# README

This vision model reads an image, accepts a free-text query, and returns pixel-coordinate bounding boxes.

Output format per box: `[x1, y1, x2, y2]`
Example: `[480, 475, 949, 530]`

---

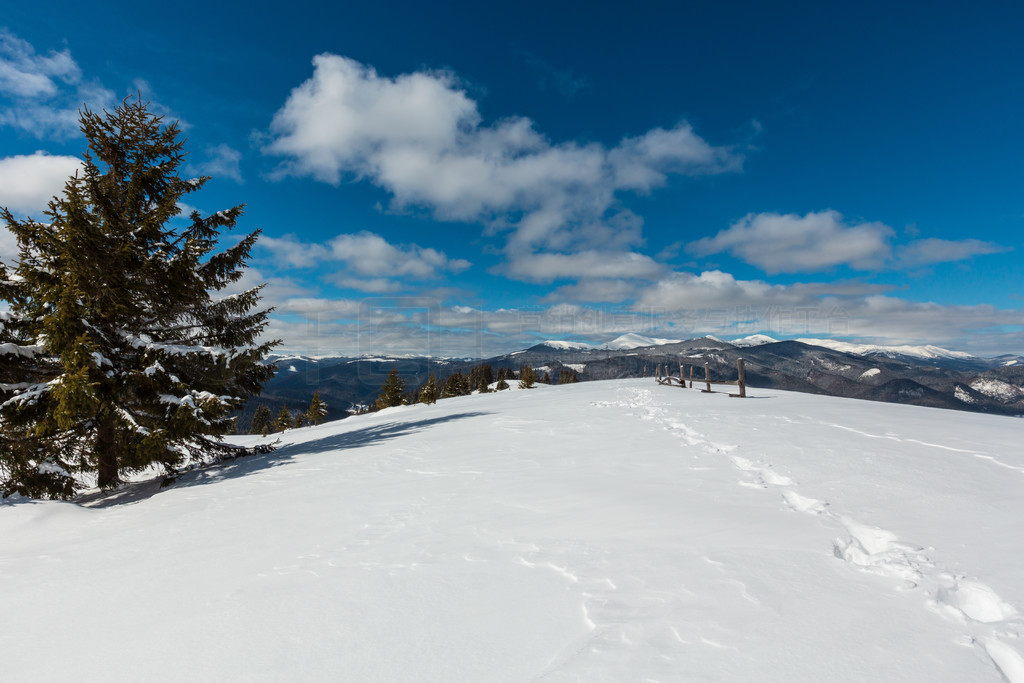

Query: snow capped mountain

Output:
[795, 338, 977, 361]
[269, 353, 332, 363]
[597, 333, 684, 350]
[4, 379, 1023, 680]
[533, 333, 685, 351]
[536, 339, 596, 350]
[729, 334, 779, 347]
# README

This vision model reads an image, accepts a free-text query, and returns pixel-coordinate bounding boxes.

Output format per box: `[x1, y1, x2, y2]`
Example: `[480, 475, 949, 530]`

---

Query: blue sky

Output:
[1, 1, 1021, 357]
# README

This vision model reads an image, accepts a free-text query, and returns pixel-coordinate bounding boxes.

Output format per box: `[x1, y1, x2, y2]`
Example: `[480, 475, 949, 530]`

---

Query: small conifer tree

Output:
[273, 405, 293, 432]
[441, 371, 464, 399]
[419, 374, 439, 404]
[495, 378, 509, 391]
[468, 363, 494, 391]
[250, 404, 273, 436]
[558, 368, 580, 384]
[518, 364, 536, 389]
[376, 367, 406, 410]
[305, 391, 328, 425]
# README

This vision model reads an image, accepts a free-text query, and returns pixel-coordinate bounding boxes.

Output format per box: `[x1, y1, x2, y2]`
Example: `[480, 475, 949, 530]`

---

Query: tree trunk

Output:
[96, 414, 118, 489]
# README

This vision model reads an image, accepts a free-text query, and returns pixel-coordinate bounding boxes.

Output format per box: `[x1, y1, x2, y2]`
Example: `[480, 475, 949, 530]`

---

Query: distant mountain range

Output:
[240, 335, 1024, 429]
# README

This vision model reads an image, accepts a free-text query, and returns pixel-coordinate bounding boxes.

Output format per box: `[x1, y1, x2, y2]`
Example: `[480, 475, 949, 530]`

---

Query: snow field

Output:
[2, 379, 1023, 681]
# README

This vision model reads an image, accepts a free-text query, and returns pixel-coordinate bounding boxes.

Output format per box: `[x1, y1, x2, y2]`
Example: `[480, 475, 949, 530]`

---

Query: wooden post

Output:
[704, 362, 711, 393]
[688, 365, 693, 388]
[679, 362, 684, 388]
[737, 357, 746, 398]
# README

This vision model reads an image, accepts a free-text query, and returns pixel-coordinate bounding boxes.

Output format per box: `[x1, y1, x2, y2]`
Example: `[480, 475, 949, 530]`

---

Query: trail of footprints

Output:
[598, 387, 1024, 682]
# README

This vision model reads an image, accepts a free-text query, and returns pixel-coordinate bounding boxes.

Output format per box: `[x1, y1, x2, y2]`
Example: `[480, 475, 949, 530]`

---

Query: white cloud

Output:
[896, 238, 1009, 267]
[274, 296, 363, 318]
[0, 151, 82, 215]
[0, 151, 83, 262]
[0, 31, 115, 139]
[257, 235, 329, 269]
[689, 210, 894, 273]
[329, 276, 404, 294]
[825, 296, 1024, 354]
[258, 231, 471, 294]
[689, 210, 1010, 274]
[217, 267, 313, 309]
[0, 29, 80, 98]
[634, 270, 816, 310]
[186, 143, 243, 183]
[263, 54, 742, 280]
[543, 279, 641, 303]
[499, 250, 664, 284]
[328, 231, 470, 278]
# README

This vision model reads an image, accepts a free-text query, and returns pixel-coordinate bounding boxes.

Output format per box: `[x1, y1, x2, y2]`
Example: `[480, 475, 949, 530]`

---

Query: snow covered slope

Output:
[3, 380, 1023, 681]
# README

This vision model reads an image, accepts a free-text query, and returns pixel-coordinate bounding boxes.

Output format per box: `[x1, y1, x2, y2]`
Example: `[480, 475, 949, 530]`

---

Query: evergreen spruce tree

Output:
[419, 373, 439, 404]
[293, 412, 306, 429]
[477, 375, 490, 393]
[540, 371, 551, 384]
[518, 364, 537, 389]
[273, 405, 293, 432]
[467, 363, 494, 392]
[441, 371, 463, 399]
[0, 98, 278, 498]
[457, 371, 472, 396]
[250, 404, 273, 436]
[495, 378, 509, 391]
[305, 391, 327, 425]
[558, 368, 580, 384]
[375, 367, 406, 409]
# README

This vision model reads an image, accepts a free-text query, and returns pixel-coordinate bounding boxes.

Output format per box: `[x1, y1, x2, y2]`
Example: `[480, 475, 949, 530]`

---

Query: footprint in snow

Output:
[782, 490, 828, 514]
[729, 455, 795, 489]
[832, 517, 931, 589]
[936, 579, 1017, 624]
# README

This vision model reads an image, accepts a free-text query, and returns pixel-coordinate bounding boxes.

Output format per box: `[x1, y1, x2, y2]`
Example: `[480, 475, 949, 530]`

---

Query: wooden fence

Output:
[655, 358, 747, 398]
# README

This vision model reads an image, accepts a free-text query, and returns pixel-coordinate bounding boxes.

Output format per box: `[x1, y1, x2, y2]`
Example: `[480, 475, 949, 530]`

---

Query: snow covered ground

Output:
[3, 379, 1023, 682]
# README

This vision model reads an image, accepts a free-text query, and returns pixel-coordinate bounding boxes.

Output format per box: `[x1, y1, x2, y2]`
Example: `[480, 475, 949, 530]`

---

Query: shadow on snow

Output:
[80, 411, 492, 508]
